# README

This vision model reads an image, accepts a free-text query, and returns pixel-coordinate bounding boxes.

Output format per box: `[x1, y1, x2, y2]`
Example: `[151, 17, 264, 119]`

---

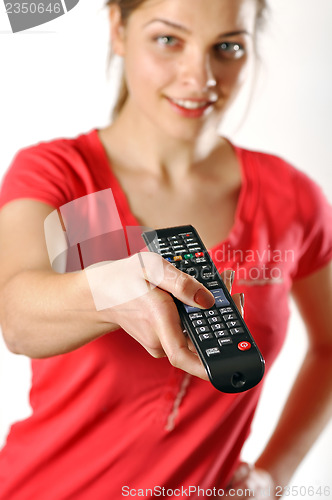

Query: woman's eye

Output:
[156, 35, 178, 47]
[215, 42, 245, 60]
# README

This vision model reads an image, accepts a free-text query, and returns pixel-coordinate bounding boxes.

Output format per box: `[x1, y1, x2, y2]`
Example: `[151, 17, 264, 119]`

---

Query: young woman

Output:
[0, 0, 331, 498]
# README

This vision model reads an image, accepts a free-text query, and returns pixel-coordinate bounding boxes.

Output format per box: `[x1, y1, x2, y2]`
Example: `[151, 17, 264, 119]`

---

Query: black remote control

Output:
[142, 225, 265, 393]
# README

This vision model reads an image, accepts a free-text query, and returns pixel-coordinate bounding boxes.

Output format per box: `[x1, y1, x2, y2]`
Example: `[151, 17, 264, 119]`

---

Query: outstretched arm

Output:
[0, 199, 220, 379]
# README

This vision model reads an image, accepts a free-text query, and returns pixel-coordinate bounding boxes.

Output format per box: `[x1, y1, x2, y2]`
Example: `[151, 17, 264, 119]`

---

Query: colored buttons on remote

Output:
[238, 341, 251, 351]
[142, 225, 265, 393]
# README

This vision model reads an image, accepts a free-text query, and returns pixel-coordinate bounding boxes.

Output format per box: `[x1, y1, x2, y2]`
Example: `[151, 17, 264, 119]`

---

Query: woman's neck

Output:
[101, 100, 224, 184]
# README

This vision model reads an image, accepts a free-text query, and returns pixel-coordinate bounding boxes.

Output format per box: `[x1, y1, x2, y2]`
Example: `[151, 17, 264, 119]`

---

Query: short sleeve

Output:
[291, 169, 332, 280]
[0, 140, 80, 210]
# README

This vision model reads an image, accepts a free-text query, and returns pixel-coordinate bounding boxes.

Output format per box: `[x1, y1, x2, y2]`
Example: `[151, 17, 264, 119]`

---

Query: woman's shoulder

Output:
[234, 143, 325, 197]
[12, 129, 97, 165]
[0, 129, 101, 209]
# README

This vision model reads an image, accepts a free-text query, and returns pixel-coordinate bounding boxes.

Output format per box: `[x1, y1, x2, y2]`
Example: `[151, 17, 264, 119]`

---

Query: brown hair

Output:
[106, 0, 268, 118]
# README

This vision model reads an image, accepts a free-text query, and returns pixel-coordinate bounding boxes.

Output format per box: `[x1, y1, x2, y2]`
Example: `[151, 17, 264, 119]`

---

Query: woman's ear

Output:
[109, 5, 126, 57]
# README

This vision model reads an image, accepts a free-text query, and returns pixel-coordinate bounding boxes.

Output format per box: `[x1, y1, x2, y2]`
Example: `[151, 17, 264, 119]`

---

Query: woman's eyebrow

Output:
[143, 19, 250, 38]
[143, 18, 191, 33]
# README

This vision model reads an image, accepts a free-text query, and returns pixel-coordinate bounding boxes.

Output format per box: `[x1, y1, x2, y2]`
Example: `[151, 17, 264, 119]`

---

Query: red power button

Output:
[238, 341, 251, 351]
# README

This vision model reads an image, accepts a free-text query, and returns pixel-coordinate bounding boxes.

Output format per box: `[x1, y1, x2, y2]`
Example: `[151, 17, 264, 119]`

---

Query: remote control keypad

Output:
[154, 232, 251, 358]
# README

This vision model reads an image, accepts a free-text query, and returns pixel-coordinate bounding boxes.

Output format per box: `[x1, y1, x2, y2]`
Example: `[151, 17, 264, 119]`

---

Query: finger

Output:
[144, 344, 167, 359]
[182, 327, 198, 354]
[139, 252, 215, 310]
[228, 462, 253, 487]
[220, 269, 235, 293]
[153, 300, 208, 380]
[186, 336, 198, 354]
[232, 292, 244, 317]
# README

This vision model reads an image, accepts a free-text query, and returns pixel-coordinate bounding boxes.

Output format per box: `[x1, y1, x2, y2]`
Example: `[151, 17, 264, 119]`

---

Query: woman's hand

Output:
[225, 462, 275, 499]
[85, 252, 242, 380]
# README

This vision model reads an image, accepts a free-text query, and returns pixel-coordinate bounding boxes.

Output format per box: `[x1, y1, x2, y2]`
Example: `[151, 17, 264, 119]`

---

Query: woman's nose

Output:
[181, 52, 217, 92]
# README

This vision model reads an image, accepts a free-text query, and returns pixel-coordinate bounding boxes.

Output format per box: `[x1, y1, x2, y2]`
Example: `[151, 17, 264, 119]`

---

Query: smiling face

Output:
[110, 0, 258, 142]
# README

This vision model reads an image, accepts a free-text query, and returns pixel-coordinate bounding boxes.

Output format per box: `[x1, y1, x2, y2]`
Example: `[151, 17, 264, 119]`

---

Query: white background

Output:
[0, 0, 331, 496]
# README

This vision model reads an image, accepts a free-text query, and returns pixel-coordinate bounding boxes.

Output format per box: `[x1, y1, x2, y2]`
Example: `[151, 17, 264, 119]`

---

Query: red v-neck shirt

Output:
[0, 130, 331, 499]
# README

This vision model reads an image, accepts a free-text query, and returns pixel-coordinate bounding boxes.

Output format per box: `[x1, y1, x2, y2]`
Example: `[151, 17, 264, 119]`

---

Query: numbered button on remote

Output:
[223, 313, 237, 321]
[214, 329, 229, 338]
[207, 316, 222, 324]
[211, 323, 226, 331]
[230, 327, 244, 335]
[199, 333, 213, 341]
[226, 320, 241, 328]
[192, 319, 207, 327]
[195, 326, 210, 334]
[204, 310, 219, 317]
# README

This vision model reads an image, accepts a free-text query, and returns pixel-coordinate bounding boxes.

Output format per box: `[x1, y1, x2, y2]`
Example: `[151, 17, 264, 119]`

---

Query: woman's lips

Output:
[167, 96, 217, 118]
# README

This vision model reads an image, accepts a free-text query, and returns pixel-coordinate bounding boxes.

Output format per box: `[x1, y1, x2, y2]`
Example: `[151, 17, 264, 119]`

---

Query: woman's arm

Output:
[255, 262, 332, 485]
[228, 261, 332, 497]
[0, 199, 113, 356]
[0, 199, 219, 380]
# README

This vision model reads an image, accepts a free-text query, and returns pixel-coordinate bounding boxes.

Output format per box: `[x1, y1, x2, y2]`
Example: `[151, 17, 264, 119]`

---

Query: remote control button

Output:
[222, 313, 237, 321]
[195, 326, 210, 334]
[230, 327, 244, 335]
[206, 347, 220, 356]
[186, 267, 199, 278]
[184, 253, 193, 259]
[173, 256, 183, 262]
[207, 316, 222, 324]
[189, 312, 203, 320]
[179, 232, 194, 237]
[206, 281, 220, 289]
[214, 329, 229, 338]
[195, 252, 204, 258]
[202, 272, 213, 279]
[174, 250, 187, 256]
[211, 323, 226, 331]
[201, 265, 213, 278]
[238, 341, 251, 351]
[161, 252, 173, 259]
[194, 257, 208, 264]
[204, 310, 219, 317]
[218, 338, 233, 346]
[193, 319, 207, 327]
[184, 304, 201, 313]
[219, 307, 234, 314]
[172, 261, 182, 269]
[179, 260, 191, 270]
[226, 320, 241, 329]
[199, 333, 213, 341]
[211, 288, 230, 308]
